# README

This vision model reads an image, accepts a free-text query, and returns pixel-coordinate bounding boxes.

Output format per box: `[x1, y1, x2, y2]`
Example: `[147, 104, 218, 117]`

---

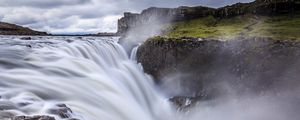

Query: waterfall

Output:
[0, 36, 175, 120]
[1, 36, 298, 120]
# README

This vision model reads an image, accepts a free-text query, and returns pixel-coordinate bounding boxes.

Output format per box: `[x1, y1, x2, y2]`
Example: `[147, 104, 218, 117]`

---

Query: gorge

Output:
[121, 0, 300, 112]
[0, 0, 300, 120]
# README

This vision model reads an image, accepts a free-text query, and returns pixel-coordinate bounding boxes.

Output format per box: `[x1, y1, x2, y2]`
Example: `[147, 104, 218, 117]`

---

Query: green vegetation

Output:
[148, 36, 184, 42]
[163, 14, 300, 41]
[250, 14, 300, 40]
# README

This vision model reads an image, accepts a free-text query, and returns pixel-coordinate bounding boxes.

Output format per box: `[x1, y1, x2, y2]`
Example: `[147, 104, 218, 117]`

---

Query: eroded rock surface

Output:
[137, 37, 300, 98]
[13, 116, 55, 120]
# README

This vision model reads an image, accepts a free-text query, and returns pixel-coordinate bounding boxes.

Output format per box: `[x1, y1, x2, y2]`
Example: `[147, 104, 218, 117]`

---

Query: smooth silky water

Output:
[0, 36, 176, 120]
[0, 36, 299, 120]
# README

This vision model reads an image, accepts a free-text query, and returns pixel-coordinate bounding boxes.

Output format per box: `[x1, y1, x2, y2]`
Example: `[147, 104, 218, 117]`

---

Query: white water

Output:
[1, 36, 299, 120]
[0, 36, 175, 120]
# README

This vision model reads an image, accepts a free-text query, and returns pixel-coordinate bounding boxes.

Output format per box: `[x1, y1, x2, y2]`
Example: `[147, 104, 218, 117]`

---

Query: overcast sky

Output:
[0, 0, 254, 34]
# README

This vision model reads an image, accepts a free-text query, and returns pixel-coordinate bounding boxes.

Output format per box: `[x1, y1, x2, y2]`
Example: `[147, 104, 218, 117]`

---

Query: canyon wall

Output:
[137, 37, 300, 98]
[117, 0, 300, 36]
[134, 0, 300, 98]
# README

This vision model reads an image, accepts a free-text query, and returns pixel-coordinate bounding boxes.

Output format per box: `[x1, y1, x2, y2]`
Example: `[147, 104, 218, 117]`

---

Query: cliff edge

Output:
[133, 0, 300, 100]
[117, 0, 300, 36]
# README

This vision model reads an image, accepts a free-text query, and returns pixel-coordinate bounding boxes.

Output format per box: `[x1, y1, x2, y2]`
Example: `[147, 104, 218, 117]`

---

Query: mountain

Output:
[0, 22, 48, 35]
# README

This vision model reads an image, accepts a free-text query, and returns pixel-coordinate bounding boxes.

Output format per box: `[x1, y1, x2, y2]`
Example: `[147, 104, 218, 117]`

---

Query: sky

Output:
[0, 0, 254, 34]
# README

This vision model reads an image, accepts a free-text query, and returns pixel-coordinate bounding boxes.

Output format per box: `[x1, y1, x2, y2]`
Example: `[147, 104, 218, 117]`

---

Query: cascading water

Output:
[0, 36, 175, 120]
[1, 36, 299, 120]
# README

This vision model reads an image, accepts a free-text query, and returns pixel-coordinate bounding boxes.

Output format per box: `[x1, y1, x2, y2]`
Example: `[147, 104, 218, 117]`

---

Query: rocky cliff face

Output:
[137, 37, 300, 98]
[117, 7, 183, 35]
[117, 0, 300, 36]
[0, 22, 48, 35]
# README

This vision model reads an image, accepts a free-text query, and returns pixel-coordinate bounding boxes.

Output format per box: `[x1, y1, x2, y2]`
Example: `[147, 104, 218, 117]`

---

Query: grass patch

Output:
[164, 14, 300, 41]
[249, 15, 300, 41]
[164, 15, 251, 39]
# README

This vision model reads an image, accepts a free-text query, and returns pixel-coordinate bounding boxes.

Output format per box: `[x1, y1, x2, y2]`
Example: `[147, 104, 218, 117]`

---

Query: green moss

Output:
[150, 36, 166, 41]
[249, 15, 300, 41]
[164, 15, 251, 39]
[164, 14, 300, 41]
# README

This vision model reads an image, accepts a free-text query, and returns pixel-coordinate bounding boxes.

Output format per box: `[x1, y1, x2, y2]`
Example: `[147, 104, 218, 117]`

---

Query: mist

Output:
[152, 38, 300, 120]
[119, 9, 175, 51]
[186, 92, 300, 120]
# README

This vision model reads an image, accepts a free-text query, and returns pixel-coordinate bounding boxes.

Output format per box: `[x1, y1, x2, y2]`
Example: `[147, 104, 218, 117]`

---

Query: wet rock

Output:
[13, 115, 55, 120]
[66, 119, 81, 120]
[48, 104, 73, 118]
[65, 39, 73, 43]
[169, 96, 199, 110]
[137, 37, 300, 97]
[26, 45, 32, 48]
[20, 37, 32, 40]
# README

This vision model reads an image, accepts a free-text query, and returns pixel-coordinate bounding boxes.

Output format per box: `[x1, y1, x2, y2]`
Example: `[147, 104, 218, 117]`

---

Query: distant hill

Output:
[97, 32, 117, 36]
[0, 22, 48, 35]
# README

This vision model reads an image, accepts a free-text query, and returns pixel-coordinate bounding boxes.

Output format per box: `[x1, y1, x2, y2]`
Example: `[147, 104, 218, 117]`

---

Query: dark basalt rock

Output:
[169, 96, 203, 110]
[20, 37, 32, 40]
[0, 102, 79, 120]
[137, 37, 300, 98]
[48, 104, 73, 118]
[13, 115, 55, 120]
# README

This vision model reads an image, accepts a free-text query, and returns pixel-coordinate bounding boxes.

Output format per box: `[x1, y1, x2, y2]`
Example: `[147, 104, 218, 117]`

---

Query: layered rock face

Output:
[137, 37, 300, 98]
[0, 22, 48, 35]
[117, 7, 183, 35]
[117, 0, 300, 36]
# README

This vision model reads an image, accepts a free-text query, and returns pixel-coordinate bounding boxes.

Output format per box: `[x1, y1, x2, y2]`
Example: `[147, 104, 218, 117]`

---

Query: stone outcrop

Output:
[0, 22, 48, 35]
[117, 7, 182, 35]
[0, 101, 78, 120]
[117, 0, 300, 35]
[215, 0, 299, 17]
[13, 116, 55, 120]
[137, 37, 300, 98]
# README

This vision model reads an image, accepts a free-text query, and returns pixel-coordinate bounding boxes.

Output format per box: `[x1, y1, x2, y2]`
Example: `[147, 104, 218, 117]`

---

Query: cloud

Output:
[43, 15, 121, 34]
[0, 0, 254, 34]
[0, 0, 91, 8]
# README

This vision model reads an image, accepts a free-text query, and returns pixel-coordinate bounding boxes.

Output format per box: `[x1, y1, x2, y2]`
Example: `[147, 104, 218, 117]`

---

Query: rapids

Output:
[0, 36, 299, 120]
[0, 36, 175, 120]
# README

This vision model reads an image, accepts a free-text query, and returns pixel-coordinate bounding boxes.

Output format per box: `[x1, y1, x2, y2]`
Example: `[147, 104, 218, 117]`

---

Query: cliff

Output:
[117, 0, 300, 36]
[117, 7, 183, 35]
[0, 22, 48, 35]
[130, 0, 300, 101]
[137, 37, 300, 98]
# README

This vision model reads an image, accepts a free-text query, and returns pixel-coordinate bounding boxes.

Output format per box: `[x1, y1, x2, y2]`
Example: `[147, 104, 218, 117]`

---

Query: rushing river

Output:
[0, 36, 175, 120]
[0, 36, 299, 120]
